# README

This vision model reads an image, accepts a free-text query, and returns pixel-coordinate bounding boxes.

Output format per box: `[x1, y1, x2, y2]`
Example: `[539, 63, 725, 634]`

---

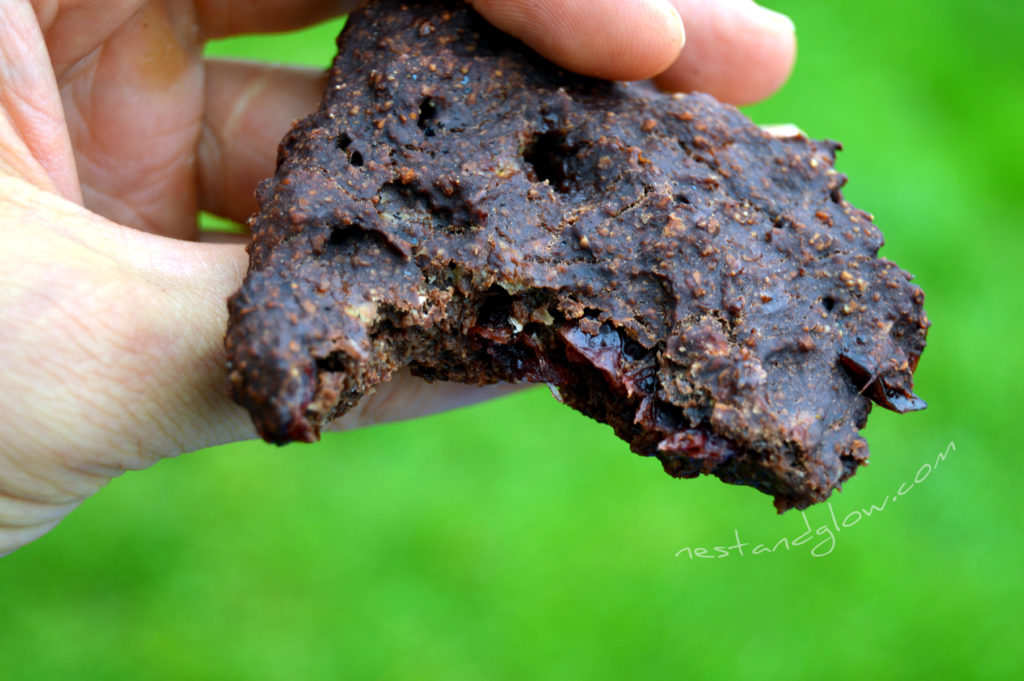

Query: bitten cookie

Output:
[225, 0, 929, 510]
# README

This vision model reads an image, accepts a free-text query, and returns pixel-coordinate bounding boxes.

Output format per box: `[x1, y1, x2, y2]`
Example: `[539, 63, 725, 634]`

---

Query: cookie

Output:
[225, 0, 929, 510]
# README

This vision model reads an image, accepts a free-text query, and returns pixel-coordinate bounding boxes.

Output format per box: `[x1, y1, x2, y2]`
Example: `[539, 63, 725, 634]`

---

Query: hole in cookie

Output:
[378, 181, 471, 234]
[523, 130, 578, 194]
[329, 225, 358, 247]
[674, 193, 691, 205]
[821, 296, 836, 313]
[622, 337, 649, 361]
[418, 97, 438, 136]
[337, 133, 364, 166]
[327, 224, 408, 259]
[475, 285, 515, 329]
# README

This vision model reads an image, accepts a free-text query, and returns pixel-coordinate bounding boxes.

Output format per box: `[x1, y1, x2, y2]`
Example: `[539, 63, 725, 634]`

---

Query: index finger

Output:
[470, 0, 686, 81]
[470, 0, 795, 103]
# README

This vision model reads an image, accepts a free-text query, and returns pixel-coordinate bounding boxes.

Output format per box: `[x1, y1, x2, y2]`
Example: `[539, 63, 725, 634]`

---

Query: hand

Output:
[0, 0, 796, 556]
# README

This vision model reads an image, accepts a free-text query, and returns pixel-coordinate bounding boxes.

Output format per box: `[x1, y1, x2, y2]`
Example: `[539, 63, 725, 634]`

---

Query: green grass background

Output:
[3, 1, 1022, 678]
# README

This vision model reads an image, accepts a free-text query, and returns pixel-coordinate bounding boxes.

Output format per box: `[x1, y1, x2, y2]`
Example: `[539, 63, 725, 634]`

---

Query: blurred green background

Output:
[2, 1, 1021, 678]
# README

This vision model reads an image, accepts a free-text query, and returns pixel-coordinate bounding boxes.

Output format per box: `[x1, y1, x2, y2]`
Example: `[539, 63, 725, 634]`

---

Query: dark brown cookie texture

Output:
[225, 0, 929, 511]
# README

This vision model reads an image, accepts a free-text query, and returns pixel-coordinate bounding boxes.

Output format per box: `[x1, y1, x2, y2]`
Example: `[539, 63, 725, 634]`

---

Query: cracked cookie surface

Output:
[225, 0, 929, 510]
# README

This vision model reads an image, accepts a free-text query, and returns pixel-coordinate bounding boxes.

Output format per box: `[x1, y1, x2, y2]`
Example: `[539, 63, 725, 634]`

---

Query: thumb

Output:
[0, 174, 523, 555]
[0, 175, 255, 553]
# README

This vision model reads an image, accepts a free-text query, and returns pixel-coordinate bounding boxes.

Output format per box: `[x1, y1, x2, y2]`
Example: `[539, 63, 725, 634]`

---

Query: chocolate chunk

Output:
[225, 0, 929, 511]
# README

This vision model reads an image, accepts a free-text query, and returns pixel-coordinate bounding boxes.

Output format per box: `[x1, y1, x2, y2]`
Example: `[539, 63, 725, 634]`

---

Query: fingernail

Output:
[746, 1, 796, 34]
[645, 0, 686, 50]
[761, 123, 805, 139]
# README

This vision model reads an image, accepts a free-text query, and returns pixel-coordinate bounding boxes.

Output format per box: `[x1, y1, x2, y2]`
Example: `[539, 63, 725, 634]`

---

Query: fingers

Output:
[59, 0, 205, 239]
[199, 59, 328, 224]
[0, 0, 80, 201]
[467, 0, 793, 102]
[654, 0, 796, 105]
[194, 0, 364, 40]
[0, 103, 58, 193]
[469, 0, 685, 81]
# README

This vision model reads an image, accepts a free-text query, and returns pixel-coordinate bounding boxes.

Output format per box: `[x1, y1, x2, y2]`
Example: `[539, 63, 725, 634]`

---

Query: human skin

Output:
[0, 0, 796, 556]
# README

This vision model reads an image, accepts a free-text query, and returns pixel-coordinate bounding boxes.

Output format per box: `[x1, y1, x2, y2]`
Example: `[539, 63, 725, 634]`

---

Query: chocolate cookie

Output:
[225, 0, 929, 511]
